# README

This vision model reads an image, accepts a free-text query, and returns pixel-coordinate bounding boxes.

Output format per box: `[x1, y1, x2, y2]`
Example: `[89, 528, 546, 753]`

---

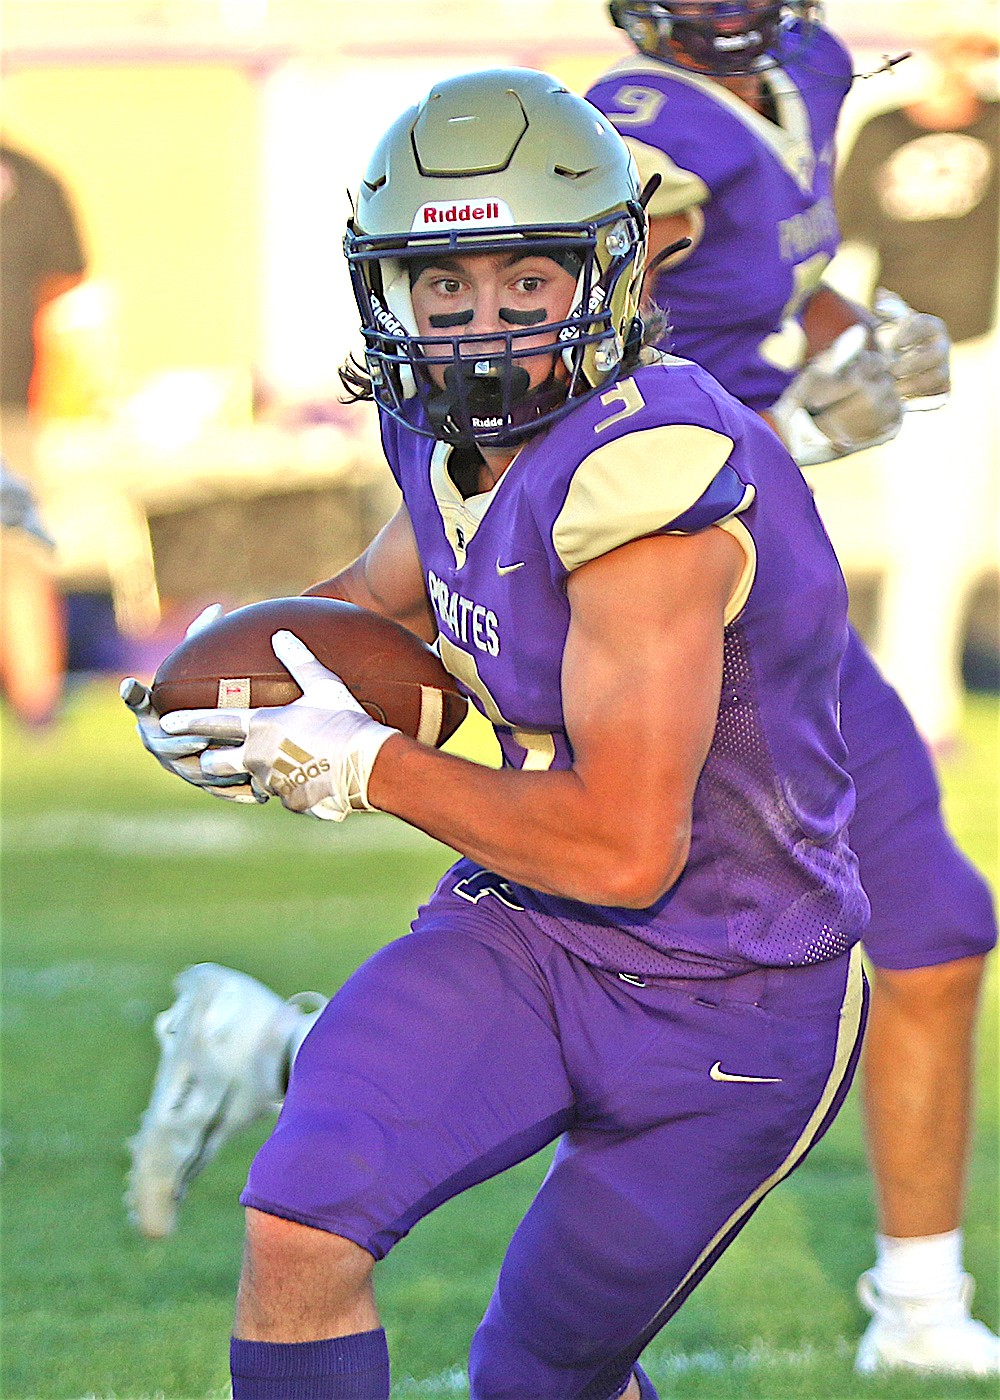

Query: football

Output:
[150, 596, 467, 748]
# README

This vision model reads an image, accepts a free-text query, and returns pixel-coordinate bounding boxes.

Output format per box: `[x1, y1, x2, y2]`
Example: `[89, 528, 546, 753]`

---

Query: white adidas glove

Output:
[120, 604, 263, 804]
[162, 630, 399, 821]
[770, 325, 904, 466]
[874, 287, 951, 409]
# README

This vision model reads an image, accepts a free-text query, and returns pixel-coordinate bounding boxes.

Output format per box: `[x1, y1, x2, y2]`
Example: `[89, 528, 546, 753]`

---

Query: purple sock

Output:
[606, 1363, 659, 1400]
[633, 1364, 659, 1400]
[230, 1330, 389, 1399]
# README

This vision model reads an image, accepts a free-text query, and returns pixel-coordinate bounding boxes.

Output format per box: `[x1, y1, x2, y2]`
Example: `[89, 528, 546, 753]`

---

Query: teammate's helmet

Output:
[345, 68, 647, 448]
[608, 1, 821, 76]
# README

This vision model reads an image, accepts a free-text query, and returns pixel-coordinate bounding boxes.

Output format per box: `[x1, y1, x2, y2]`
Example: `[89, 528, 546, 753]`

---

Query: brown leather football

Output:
[150, 596, 467, 747]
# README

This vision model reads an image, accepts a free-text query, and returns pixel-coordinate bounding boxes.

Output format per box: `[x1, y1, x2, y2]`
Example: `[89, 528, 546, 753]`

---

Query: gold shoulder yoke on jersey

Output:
[551, 422, 742, 573]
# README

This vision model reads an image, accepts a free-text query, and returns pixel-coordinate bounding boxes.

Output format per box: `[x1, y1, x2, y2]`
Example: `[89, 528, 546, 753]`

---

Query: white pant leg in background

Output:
[873, 333, 999, 748]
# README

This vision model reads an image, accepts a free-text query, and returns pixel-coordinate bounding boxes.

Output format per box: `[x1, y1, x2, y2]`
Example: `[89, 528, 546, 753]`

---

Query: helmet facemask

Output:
[347, 211, 646, 449]
[608, 1, 820, 76]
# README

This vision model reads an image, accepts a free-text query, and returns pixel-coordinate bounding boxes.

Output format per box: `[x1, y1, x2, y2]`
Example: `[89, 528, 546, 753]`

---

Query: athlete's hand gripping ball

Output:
[874, 287, 951, 409]
[161, 630, 399, 821]
[771, 324, 904, 466]
[120, 604, 263, 804]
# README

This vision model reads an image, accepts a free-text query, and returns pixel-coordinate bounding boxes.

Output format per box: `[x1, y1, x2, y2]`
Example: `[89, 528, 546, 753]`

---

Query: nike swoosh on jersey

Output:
[496, 560, 527, 575]
[709, 1060, 783, 1084]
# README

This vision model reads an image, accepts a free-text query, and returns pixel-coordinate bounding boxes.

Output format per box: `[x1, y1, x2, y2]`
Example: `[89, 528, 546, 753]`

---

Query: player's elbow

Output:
[585, 827, 691, 910]
[608, 858, 685, 910]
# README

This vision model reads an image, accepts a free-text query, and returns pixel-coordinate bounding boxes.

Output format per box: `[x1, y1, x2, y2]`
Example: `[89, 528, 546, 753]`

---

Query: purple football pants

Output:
[840, 628, 996, 969]
[243, 877, 867, 1400]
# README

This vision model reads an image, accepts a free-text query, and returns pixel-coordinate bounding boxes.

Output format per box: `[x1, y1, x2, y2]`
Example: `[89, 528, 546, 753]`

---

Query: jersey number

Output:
[609, 85, 666, 128]
[595, 377, 646, 434]
[438, 636, 556, 772]
[453, 871, 525, 910]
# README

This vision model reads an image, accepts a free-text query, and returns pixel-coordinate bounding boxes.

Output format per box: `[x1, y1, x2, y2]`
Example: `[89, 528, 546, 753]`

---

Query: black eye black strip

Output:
[499, 307, 548, 326]
[429, 310, 475, 328]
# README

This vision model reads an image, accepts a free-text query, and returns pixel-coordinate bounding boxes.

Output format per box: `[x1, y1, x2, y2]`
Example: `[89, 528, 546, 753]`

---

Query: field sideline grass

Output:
[1, 681, 996, 1400]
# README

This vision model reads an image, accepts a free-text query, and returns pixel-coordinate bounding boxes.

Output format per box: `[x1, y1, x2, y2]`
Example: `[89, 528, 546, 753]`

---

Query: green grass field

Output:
[1, 681, 996, 1400]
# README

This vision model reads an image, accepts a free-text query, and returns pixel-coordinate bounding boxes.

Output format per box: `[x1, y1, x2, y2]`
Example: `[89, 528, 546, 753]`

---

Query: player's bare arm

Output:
[367, 525, 744, 908]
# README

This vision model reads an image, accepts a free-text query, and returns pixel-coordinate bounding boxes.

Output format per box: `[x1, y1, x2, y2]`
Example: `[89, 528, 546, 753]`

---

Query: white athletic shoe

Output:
[125, 963, 326, 1239]
[855, 1270, 1000, 1377]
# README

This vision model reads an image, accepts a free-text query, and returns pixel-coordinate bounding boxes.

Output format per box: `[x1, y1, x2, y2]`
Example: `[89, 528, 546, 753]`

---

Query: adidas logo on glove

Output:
[269, 739, 331, 795]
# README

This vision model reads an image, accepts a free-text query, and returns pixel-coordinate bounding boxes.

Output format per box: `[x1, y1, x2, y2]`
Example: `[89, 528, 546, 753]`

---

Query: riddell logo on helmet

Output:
[411, 199, 515, 230]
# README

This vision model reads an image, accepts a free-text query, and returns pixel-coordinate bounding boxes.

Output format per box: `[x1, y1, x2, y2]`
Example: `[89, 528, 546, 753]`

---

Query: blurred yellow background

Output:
[4, 62, 260, 402]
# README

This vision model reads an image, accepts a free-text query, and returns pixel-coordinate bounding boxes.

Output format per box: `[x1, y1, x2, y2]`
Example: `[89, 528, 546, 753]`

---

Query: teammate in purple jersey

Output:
[586, 0, 998, 1376]
[126, 69, 869, 1400]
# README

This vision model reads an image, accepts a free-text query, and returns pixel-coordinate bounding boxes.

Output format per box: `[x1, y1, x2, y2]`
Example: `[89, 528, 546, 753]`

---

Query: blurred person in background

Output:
[0, 459, 64, 725]
[0, 141, 87, 725]
[835, 26, 999, 751]
[582, 0, 998, 1377]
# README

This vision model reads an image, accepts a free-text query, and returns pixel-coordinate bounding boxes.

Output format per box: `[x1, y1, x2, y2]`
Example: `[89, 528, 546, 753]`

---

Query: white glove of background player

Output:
[874, 287, 951, 408]
[770, 324, 904, 466]
[162, 630, 399, 821]
[120, 604, 263, 804]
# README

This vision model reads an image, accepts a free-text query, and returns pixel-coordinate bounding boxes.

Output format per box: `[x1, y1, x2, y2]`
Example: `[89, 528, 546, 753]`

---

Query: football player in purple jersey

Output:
[125, 69, 871, 1400]
[585, 0, 997, 1376]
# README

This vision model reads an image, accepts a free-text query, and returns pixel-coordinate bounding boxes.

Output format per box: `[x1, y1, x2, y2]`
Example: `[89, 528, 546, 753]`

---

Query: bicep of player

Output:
[562, 527, 745, 903]
[304, 503, 436, 641]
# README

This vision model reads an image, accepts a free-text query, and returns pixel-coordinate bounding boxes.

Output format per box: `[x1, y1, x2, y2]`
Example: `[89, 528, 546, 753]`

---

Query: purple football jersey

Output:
[380, 358, 868, 978]
[587, 24, 852, 410]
